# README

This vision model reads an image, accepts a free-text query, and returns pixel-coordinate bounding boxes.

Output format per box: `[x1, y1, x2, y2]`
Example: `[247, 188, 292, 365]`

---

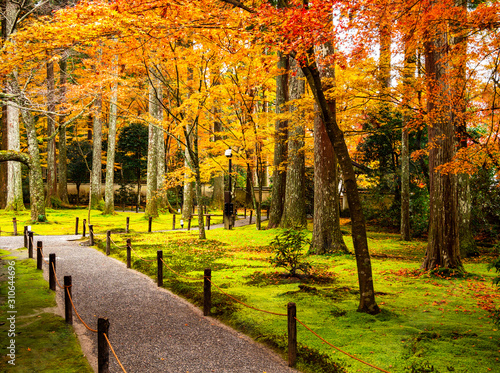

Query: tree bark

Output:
[146, 72, 161, 218]
[212, 119, 224, 209]
[0, 100, 7, 209]
[45, 59, 57, 207]
[104, 55, 118, 215]
[58, 57, 69, 205]
[5, 98, 24, 211]
[301, 56, 380, 314]
[4, 0, 24, 211]
[421, 22, 463, 271]
[268, 51, 289, 228]
[12, 82, 46, 221]
[401, 41, 415, 241]
[90, 95, 103, 209]
[310, 41, 348, 254]
[452, 0, 477, 257]
[281, 58, 306, 228]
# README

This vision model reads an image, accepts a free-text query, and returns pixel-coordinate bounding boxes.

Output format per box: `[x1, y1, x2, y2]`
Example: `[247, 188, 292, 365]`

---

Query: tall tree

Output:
[146, 70, 162, 217]
[57, 56, 70, 204]
[421, 1, 462, 271]
[280, 58, 306, 228]
[310, 41, 348, 254]
[104, 54, 119, 215]
[90, 96, 103, 209]
[4, 0, 24, 211]
[268, 51, 289, 228]
[452, 0, 477, 257]
[45, 57, 57, 207]
[401, 26, 416, 241]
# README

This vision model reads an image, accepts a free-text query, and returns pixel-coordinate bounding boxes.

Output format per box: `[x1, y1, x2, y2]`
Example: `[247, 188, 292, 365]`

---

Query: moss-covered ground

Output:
[0, 249, 93, 372]
[1, 209, 499, 372]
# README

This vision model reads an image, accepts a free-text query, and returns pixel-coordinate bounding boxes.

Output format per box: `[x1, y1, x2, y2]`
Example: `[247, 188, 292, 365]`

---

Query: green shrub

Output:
[269, 228, 311, 277]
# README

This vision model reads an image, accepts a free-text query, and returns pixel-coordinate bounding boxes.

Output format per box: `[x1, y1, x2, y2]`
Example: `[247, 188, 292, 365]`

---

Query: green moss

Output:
[0, 258, 92, 372]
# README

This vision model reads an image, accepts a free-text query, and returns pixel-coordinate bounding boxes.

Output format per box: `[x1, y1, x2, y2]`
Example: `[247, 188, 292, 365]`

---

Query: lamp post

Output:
[224, 148, 233, 229]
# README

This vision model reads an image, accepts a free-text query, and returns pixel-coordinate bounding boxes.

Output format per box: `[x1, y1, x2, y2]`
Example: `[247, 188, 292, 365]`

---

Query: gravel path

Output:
[0, 234, 298, 373]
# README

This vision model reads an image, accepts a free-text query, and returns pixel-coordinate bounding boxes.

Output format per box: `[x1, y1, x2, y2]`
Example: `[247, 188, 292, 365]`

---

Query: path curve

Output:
[0, 235, 298, 373]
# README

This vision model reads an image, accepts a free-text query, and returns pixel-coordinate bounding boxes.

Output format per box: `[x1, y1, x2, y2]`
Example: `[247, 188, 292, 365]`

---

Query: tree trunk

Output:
[104, 56, 118, 215]
[421, 24, 462, 271]
[281, 58, 306, 228]
[45, 59, 57, 207]
[4, 0, 23, 211]
[268, 51, 288, 228]
[90, 95, 103, 209]
[58, 57, 69, 205]
[5, 99, 24, 211]
[212, 119, 224, 209]
[146, 71, 164, 216]
[301, 56, 380, 314]
[0, 101, 7, 209]
[156, 126, 166, 210]
[452, 0, 477, 257]
[11, 79, 46, 221]
[401, 41, 415, 241]
[310, 41, 348, 254]
[310, 105, 348, 254]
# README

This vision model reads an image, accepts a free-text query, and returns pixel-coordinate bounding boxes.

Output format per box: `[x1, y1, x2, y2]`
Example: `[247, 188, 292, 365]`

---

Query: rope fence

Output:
[31, 239, 127, 373]
[24, 228, 391, 373]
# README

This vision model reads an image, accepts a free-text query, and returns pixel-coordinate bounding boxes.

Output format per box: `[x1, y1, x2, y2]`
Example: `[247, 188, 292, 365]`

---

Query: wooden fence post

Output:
[148, 216, 152, 233]
[126, 239, 131, 269]
[204, 268, 211, 316]
[157, 250, 163, 287]
[82, 219, 87, 237]
[23, 226, 28, 248]
[172, 215, 176, 230]
[288, 302, 297, 367]
[64, 276, 72, 324]
[207, 215, 211, 230]
[12, 218, 17, 236]
[75, 217, 79, 235]
[89, 225, 94, 246]
[106, 231, 111, 256]
[244, 207, 247, 218]
[49, 254, 56, 291]
[126, 217, 129, 233]
[249, 210, 253, 224]
[97, 318, 110, 373]
[188, 217, 192, 231]
[28, 231, 34, 258]
[36, 241, 43, 270]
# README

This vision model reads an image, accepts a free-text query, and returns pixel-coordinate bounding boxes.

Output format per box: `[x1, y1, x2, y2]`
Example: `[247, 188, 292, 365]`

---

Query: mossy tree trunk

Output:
[45, 59, 57, 208]
[57, 57, 69, 205]
[90, 96, 103, 209]
[104, 56, 118, 215]
[301, 56, 380, 314]
[310, 41, 348, 254]
[280, 58, 306, 229]
[268, 51, 288, 229]
[421, 18, 462, 271]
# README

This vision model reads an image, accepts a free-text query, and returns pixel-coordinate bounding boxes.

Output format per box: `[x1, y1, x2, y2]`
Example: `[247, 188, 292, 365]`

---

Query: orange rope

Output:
[130, 247, 155, 263]
[206, 278, 287, 317]
[160, 258, 201, 281]
[109, 236, 127, 249]
[294, 317, 391, 373]
[51, 262, 65, 290]
[38, 247, 50, 265]
[103, 333, 128, 373]
[66, 287, 98, 333]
